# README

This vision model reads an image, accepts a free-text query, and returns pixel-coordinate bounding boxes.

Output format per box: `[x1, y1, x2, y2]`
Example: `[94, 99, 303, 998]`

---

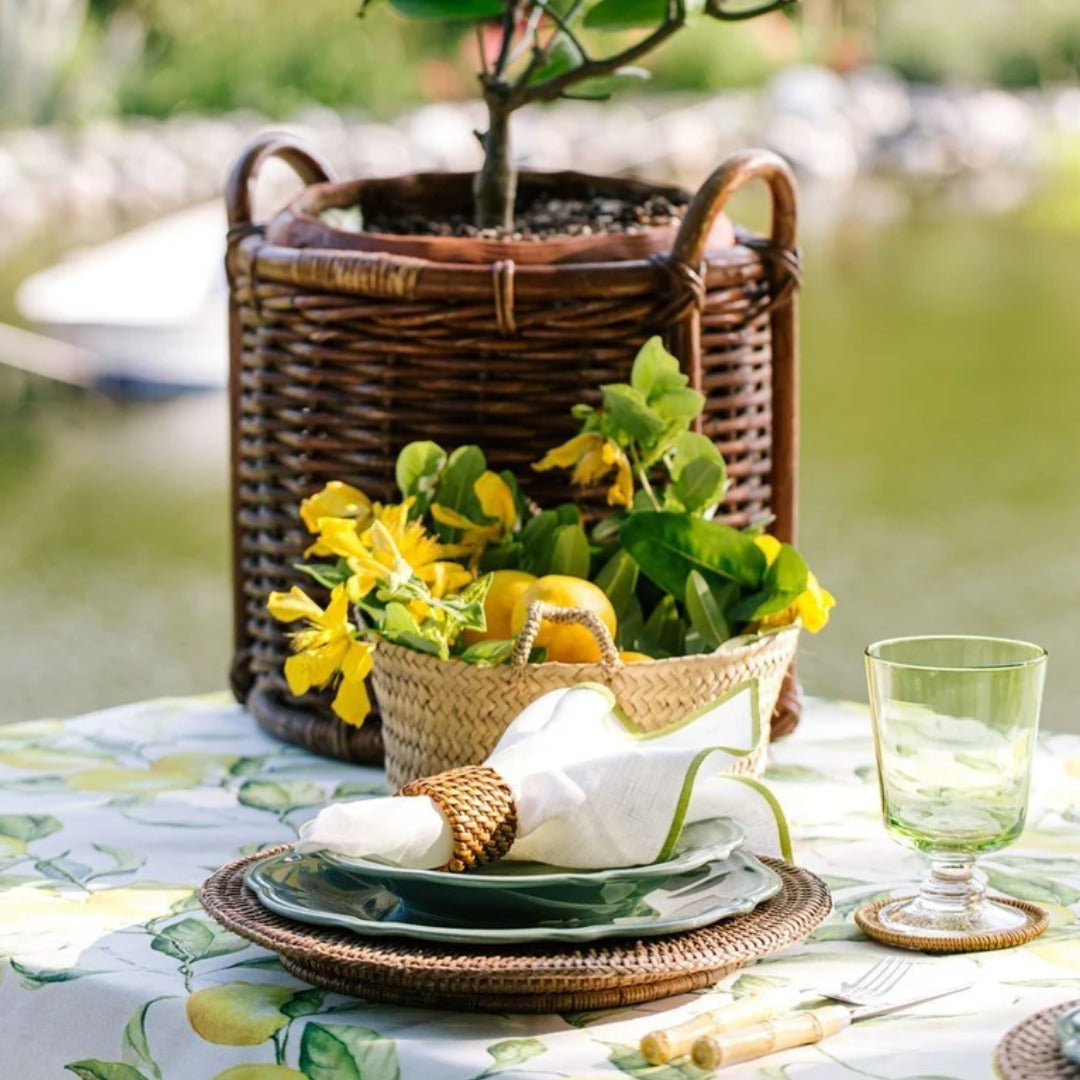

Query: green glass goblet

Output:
[865, 635, 1047, 940]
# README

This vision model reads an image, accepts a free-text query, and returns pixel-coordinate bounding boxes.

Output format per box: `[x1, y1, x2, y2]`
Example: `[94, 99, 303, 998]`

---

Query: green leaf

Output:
[730, 973, 790, 998]
[151, 919, 248, 963]
[983, 866, 1080, 906]
[729, 542, 808, 621]
[630, 336, 687, 399]
[651, 387, 705, 425]
[684, 570, 729, 649]
[281, 988, 327, 1019]
[432, 445, 486, 541]
[482, 1037, 547, 1074]
[149, 918, 212, 962]
[640, 596, 685, 658]
[668, 431, 723, 474]
[549, 524, 591, 578]
[527, 37, 583, 85]
[459, 639, 516, 665]
[299, 1023, 400, 1080]
[555, 502, 582, 526]
[520, 510, 559, 575]
[12, 960, 109, 988]
[295, 560, 352, 589]
[333, 778, 388, 798]
[620, 512, 767, 599]
[87, 844, 146, 881]
[237, 779, 325, 814]
[595, 549, 639, 623]
[672, 458, 726, 513]
[394, 440, 446, 509]
[388, 0, 501, 17]
[122, 997, 170, 1080]
[618, 595, 645, 651]
[584, 0, 684, 29]
[65, 1062, 149, 1080]
[0, 813, 61, 843]
[601, 384, 665, 446]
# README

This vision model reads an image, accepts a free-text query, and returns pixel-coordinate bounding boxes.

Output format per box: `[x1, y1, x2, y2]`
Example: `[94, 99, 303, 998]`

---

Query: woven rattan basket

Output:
[225, 134, 802, 765]
[373, 602, 797, 788]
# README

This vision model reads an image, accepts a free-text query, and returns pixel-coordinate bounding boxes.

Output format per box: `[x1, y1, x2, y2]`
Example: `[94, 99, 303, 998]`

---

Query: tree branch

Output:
[492, 1, 521, 80]
[512, 0, 686, 107]
[705, 0, 797, 21]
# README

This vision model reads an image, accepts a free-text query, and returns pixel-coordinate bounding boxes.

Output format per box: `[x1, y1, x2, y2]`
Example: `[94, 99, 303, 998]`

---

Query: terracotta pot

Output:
[264, 169, 735, 264]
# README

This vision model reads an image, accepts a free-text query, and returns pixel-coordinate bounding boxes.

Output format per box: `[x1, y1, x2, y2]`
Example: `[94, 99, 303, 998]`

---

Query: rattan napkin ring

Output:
[396, 764, 518, 873]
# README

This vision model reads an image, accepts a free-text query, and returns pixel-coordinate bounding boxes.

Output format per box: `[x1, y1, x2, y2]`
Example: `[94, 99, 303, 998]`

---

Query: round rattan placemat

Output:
[854, 895, 1048, 953]
[995, 1000, 1080, 1080]
[199, 847, 831, 1014]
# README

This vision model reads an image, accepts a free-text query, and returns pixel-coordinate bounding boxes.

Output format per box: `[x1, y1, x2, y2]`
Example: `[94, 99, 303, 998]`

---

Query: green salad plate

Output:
[245, 846, 782, 945]
[311, 816, 746, 925]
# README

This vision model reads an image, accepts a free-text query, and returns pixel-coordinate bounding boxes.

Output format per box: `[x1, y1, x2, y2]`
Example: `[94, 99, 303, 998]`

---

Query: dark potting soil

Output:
[360, 191, 688, 240]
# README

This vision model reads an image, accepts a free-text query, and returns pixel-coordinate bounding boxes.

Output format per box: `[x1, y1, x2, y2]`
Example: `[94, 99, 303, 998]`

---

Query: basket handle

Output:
[511, 602, 621, 668]
[671, 147, 797, 267]
[225, 132, 335, 229]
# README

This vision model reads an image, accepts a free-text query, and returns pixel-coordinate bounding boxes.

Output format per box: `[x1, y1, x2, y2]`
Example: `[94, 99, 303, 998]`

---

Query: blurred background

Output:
[1, 0, 1078, 729]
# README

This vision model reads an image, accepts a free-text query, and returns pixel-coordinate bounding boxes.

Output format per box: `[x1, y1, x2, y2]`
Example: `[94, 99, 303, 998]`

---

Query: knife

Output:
[690, 985, 968, 1069]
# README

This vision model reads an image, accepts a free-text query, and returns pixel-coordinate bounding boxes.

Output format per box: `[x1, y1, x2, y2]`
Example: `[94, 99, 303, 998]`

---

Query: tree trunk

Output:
[473, 95, 517, 230]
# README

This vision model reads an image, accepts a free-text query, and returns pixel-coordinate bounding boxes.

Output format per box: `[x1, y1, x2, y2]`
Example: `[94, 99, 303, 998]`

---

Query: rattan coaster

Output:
[854, 895, 1048, 953]
[200, 847, 831, 1014]
[995, 1000, 1080, 1080]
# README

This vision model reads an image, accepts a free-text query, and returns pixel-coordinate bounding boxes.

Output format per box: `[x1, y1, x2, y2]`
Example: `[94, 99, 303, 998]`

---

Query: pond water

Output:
[1, 204, 1078, 732]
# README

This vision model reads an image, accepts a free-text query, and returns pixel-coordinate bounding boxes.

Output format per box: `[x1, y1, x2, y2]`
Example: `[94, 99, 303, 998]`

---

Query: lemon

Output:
[510, 575, 617, 663]
[463, 570, 537, 645]
[186, 982, 295, 1046]
[618, 650, 651, 663]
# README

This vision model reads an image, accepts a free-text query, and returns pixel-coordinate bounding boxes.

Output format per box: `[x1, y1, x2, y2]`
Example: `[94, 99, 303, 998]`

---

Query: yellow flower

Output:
[430, 471, 519, 562]
[534, 433, 633, 508]
[266, 586, 375, 726]
[753, 535, 835, 634]
[300, 482, 372, 556]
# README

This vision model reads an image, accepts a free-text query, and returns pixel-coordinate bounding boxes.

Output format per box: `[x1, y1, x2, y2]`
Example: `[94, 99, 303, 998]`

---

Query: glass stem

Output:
[917, 853, 986, 915]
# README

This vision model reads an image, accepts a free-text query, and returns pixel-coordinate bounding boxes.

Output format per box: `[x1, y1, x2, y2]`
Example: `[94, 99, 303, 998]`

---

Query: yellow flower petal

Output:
[340, 640, 375, 682]
[794, 575, 835, 633]
[332, 675, 372, 727]
[430, 504, 481, 531]
[534, 433, 603, 472]
[754, 534, 782, 566]
[606, 450, 634, 507]
[283, 653, 315, 696]
[267, 587, 323, 624]
[475, 471, 517, 531]
[299, 482, 371, 534]
[313, 517, 368, 561]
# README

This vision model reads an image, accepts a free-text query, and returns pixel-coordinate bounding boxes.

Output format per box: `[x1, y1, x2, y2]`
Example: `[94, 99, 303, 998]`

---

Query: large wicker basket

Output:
[373, 604, 798, 789]
[225, 134, 802, 765]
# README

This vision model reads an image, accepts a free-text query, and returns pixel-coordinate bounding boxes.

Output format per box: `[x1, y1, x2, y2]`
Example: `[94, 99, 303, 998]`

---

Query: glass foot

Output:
[879, 857, 1026, 939]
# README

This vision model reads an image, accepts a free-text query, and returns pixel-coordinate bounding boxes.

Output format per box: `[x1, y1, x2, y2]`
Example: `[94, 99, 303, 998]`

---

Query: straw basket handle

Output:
[225, 132, 335, 230]
[511, 602, 621, 668]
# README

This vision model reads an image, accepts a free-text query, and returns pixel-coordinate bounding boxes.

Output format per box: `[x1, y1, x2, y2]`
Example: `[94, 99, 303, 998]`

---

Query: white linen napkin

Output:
[297, 679, 790, 870]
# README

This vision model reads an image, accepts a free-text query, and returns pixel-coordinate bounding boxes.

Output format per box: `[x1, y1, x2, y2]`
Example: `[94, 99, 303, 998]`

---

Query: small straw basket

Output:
[372, 602, 798, 788]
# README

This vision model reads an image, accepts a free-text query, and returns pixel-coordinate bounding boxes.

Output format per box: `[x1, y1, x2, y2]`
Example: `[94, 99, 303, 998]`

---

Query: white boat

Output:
[14, 201, 227, 392]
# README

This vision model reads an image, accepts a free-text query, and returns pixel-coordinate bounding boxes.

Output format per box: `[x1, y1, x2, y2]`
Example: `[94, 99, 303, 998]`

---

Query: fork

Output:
[640, 957, 914, 1064]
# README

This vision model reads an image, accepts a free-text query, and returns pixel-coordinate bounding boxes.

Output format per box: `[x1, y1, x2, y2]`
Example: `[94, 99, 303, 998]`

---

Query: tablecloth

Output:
[0, 693, 1077, 1080]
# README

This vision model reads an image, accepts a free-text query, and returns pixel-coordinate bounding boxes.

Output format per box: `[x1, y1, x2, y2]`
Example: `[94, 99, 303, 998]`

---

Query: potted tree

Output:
[225, 0, 804, 764]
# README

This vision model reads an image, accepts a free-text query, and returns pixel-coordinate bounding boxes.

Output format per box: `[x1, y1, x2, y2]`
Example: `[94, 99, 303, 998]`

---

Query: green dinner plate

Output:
[245, 847, 782, 945]
[312, 816, 746, 925]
